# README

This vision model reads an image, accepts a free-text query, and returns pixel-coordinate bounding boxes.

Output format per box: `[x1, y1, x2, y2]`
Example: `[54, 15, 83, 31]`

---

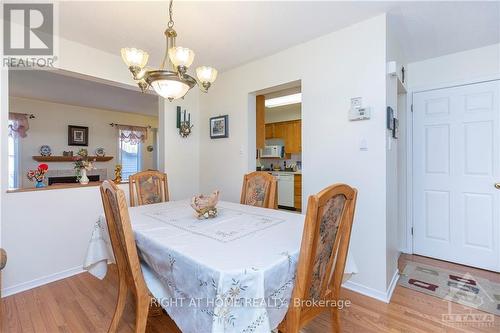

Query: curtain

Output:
[8, 113, 29, 138]
[117, 125, 148, 145]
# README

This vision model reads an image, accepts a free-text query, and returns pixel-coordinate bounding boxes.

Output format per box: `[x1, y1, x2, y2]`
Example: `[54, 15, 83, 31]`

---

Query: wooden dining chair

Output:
[129, 170, 169, 207]
[240, 171, 278, 209]
[279, 183, 357, 333]
[100, 180, 161, 333]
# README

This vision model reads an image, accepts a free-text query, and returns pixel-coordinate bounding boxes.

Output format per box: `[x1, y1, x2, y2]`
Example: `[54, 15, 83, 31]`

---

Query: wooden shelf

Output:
[32, 156, 114, 162]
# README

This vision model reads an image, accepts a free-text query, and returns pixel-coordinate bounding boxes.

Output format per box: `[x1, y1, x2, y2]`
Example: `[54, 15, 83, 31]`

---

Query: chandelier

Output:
[120, 0, 218, 101]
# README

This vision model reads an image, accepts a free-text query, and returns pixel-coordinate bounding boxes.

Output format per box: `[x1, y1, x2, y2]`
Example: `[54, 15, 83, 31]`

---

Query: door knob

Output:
[495, 183, 500, 189]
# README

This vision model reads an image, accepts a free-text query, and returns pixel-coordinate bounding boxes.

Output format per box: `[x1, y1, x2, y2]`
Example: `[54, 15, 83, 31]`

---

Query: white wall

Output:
[199, 15, 392, 297]
[407, 43, 500, 89]
[160, 92, 200, 200]
[265, 104, 301, 123]
[385, 16, 408, 290]
[9, 97, 158, 188]
[2, 183, 129, 296]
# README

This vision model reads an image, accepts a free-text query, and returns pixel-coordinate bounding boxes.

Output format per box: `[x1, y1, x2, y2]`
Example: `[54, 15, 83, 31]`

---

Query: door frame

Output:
[405, 74, 500, 255]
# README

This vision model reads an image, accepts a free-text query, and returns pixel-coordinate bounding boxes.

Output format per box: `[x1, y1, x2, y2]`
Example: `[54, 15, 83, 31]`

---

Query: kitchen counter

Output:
[259, 170, 302, 175]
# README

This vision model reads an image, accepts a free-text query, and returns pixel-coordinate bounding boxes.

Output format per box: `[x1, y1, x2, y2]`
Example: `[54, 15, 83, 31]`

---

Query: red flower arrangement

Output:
[27, 163, 49, 183]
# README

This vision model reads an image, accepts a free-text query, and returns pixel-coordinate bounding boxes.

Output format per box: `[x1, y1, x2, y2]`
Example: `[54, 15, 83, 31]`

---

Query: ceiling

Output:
[9, 70, 159, 116]
[58, 1, 500, 72]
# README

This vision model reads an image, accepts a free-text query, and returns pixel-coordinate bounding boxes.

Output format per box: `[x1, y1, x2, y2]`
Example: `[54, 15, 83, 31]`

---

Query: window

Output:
[118, 130, 142, 180]
[8, 120, 19, 188]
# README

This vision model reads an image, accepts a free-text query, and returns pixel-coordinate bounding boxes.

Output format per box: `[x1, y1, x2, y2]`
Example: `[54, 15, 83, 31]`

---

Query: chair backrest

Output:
[100, 180, 149, 299]
[292, 183, 357, 305]
[129, 171, 169, 207]
[240, 171, 277, 209]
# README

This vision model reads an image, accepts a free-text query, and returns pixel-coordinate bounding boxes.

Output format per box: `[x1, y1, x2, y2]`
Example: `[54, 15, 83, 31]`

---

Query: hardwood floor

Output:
[2, 254, 499, 332]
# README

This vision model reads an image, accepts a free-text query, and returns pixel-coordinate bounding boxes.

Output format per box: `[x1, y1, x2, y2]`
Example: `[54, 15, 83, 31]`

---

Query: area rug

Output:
[398, 262, 500, 316]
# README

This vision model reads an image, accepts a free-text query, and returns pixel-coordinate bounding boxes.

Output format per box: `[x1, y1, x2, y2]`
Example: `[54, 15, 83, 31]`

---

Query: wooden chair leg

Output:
[331, 307, 341, 332]
[135, 296, 150, 333]
[108, 278, 128, 333]
[148, 297, 163, 317]
[284, 310, 300, 333]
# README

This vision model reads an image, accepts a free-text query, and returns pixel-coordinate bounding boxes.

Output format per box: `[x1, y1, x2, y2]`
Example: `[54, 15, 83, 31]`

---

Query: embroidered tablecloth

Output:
[83, 200, 357, 333]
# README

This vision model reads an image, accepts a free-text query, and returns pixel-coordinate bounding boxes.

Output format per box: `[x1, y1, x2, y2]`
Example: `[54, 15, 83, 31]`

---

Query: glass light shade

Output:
[168, 47, 195, 68]
[121, 48, 149, 68]
[150, 79, 190, 99]
[196, 66, 218, 83]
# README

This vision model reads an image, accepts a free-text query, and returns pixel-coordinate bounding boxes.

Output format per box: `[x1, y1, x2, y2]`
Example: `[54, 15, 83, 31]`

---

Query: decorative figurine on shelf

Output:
[113, 164, 122, 184]
[73, 149, 95, 185]
[191, 190, 220, 219]
[77, 148, 88, 157]
[27, 163, 48, 188]
[177, 107, 193, 138]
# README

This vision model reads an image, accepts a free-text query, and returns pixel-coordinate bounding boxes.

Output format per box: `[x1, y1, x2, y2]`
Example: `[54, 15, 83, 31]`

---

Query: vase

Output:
[80, 168, 89, 185]
[35, 181, 45, 188]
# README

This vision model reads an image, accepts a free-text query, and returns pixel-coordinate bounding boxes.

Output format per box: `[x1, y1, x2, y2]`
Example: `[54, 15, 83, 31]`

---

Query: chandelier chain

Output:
[167, 0, 174, 28]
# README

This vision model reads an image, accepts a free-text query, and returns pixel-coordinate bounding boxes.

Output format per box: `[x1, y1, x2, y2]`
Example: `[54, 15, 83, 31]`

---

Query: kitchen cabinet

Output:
[256, 95, 265, 149]
[294, 174, 302, 211]
[265, 124, 274, 139]
[264, 120, 302, 153]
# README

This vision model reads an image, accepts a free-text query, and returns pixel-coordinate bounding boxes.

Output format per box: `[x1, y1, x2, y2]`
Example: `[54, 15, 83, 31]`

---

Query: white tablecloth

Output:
[83, 200, 358, 333]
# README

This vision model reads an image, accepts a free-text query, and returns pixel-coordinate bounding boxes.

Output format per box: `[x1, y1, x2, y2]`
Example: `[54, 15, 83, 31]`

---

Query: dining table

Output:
[83, 199, 357, 333]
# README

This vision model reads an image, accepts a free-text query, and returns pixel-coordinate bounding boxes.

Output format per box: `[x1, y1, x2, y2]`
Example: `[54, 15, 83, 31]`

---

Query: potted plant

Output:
[27, 163, 49, 188]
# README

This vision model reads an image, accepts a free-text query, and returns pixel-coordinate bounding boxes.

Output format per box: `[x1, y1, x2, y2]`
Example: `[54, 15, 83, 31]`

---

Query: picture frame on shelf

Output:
[209, 115, 229, 139]
[68, 125, 89, 146]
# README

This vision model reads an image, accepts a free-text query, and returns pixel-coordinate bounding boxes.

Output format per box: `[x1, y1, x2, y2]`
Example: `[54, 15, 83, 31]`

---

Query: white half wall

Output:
[199, 15, 390, 295]
[1, 183, 129, 296]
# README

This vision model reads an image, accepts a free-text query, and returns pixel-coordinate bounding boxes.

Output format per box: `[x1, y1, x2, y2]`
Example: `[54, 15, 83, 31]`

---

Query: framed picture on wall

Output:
[209, 115, 229, 139]
[68, 125, 89, 146]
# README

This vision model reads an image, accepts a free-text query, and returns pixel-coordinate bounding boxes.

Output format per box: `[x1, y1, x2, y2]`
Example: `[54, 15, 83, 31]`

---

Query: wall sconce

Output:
[176, 106, 193, 138]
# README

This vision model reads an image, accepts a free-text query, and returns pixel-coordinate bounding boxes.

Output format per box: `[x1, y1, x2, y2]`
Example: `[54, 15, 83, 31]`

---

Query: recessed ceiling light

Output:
[265, 93, 301, 108]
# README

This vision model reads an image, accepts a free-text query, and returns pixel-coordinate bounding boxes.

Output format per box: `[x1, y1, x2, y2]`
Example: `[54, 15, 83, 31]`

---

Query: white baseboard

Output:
[2, 266, 84, 297]
[342, 269, 400, 303]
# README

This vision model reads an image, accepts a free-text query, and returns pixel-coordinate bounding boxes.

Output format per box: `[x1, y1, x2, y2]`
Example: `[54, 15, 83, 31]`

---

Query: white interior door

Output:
[413, 80, 500, 272]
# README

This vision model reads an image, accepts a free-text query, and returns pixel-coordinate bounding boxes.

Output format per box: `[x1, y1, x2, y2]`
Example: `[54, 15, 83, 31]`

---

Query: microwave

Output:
[260, 145, 284, 158]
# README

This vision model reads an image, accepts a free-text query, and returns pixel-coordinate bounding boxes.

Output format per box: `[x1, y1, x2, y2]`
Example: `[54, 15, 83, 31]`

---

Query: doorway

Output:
[255, 83, 302, 212]
[412, 80, 500, 272]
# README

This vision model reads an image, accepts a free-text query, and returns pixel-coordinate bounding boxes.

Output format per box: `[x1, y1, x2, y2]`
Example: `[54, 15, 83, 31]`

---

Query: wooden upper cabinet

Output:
[273, 122, 286, 139]
[256, 95, 265, 149]
[265, 123, 274, 139]
[263, 120, 302, 153]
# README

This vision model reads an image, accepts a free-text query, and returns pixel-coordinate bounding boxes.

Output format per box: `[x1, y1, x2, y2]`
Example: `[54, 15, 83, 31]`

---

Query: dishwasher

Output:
[272, 173, 295, 208]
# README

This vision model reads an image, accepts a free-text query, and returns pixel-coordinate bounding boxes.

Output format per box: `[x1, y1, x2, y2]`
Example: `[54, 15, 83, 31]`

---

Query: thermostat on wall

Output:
[349, 97, 370, 121]
[349, 107, 371, 121]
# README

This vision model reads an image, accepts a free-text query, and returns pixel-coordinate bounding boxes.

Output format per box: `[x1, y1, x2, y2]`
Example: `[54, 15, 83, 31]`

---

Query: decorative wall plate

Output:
[95, 147, 106, 157]
[40, 145, 52, 156]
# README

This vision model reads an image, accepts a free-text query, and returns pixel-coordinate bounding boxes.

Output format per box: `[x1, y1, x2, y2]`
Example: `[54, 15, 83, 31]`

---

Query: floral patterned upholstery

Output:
[137, 175, 162, 205]
[308, 194, 346, 300]
[243, 176, 269, 207]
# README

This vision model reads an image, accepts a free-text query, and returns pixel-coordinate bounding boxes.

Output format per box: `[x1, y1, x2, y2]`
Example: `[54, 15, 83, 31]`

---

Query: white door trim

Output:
[405, 74, 500, 255]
